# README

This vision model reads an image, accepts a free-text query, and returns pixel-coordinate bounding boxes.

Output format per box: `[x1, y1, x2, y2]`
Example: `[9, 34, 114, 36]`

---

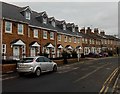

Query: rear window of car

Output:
[18, 58, 34, 63]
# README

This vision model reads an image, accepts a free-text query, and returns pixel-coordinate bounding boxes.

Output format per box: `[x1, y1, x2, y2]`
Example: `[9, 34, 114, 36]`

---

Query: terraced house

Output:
[1, 2, 120, 60]
[1, 2, 83, 60]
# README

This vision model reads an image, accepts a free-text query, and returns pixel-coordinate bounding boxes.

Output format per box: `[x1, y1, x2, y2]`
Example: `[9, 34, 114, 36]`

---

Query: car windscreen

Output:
[18, 58, 34, 63]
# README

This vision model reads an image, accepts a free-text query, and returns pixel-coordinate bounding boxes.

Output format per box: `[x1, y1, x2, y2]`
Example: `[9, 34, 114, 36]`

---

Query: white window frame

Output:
[2, 44, 6, 59]
[51, 21, 55, 27]
[34, 29, 38, 38]
[74, 37, 76, 43]
[25, 12, 30, 20]
[89, 39, 92, 44]
[2, 44, 6, 54]
[72, 27, 75, 32]
[85, 38, 87, 44]
[43, 31, 47, 39]
[43, 17, 47, 24]
[58, 34, 61, 41]
[18, 24, 24, 35]
[22, 46, 26, 58]
[50, 32, 54, 40]
[64, 36, 67, 42]
[37, 47, 40, 54]
[28, 27, 30, 37]
[69, 37, 71, 42]
[63, 24, 66, 30]
[5, 21, 12, 33]
[52, 48, 55, 54]
[92, 39, 94, 44]
[22, 46, 26, 54]
[82, 38, 84, 43]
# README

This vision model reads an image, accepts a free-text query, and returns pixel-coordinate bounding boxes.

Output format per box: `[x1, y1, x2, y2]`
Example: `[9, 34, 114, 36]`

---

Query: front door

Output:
[30, 47, 36, 56]
[57, 50, 60, 57]
[13, 46, 20, 59]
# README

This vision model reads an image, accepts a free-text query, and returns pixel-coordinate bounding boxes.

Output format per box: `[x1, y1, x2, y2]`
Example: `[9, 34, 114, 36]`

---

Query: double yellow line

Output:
[99, 67, 119, 94]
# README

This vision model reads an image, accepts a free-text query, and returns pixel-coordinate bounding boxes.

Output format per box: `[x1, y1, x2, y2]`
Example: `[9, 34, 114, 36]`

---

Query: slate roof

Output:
[2, 2, 57, 31]
[105, 35, 120, 41]
[2, 2, 80, 36]
[2, 2, 28, 23]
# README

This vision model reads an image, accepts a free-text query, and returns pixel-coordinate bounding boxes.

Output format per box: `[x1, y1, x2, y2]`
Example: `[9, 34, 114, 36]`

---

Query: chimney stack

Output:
[86, 27, 92, 34]
[80, 27, 85, 33]
[75, 25, 79, 32]
[100, 31, 105, 36]
[94, 28, 99, 34]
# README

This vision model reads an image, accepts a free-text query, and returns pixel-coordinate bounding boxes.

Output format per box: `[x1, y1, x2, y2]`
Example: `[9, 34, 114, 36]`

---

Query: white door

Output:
[30, 47, 36, 56]
[57, 50, 60, 57]
[13, 46, 20, 59]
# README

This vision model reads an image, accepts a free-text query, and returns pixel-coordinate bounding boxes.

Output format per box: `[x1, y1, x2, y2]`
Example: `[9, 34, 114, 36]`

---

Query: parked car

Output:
[16, 56, 57, 77]
[99, 52, 109, 57]
[87, 53, 100, 58]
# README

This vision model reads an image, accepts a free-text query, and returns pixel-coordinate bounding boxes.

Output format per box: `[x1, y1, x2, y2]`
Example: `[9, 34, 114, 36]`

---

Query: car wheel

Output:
[53, 65, 57, 72]
[35, 68, 41, 77]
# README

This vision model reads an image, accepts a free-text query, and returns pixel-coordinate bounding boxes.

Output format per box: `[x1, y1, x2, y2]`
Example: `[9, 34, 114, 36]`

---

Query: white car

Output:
[17, 56, 57, 76]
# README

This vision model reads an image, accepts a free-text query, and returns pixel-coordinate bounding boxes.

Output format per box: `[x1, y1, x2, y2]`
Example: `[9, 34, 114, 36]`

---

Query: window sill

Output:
[34, 37, 38, 39]
[5, 31, 12, 34]
[18, 33, 24, 35]
[43, 37, 47, 39]
[50, 38, 54, 40]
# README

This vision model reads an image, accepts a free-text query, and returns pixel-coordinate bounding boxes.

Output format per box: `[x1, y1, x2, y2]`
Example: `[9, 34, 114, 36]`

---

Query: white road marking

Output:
[58, 67, 79, 73]
[73, 64, 109, 83]
[2, 76, 18, 81]
[106, 68, 111, 70]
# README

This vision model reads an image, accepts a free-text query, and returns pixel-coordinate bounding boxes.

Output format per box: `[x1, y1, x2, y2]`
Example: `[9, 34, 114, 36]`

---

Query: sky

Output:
[1, 0, 118, 35]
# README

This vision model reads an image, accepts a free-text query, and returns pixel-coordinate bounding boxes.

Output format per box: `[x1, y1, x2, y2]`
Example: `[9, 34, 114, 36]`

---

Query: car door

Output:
[36, 57, 46, 71]
[43, 57, 53, 71]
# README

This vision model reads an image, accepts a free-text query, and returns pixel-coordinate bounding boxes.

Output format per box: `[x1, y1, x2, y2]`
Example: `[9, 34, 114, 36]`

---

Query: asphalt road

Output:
[2, 57, 119, 93]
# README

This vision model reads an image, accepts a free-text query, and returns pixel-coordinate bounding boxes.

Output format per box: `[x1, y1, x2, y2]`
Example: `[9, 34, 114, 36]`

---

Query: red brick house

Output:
[1, 2, 57, 60]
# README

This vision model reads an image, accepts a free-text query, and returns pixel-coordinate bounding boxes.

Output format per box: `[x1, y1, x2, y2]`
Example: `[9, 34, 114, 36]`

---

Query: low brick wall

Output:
[68, 58, 78, 63]
[2, 64, 16, 73]
[53, 59, 64, 65]
[1, 58, 79, 73]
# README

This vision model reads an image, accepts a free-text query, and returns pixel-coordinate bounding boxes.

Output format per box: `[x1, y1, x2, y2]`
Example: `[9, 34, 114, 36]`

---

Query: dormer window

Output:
[25, 12, 30, 20]
[63, 24, 66, 30]
[43, 17, 47, 24]
[72, 27, 75, 32]
[51, 21, 55, 27]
